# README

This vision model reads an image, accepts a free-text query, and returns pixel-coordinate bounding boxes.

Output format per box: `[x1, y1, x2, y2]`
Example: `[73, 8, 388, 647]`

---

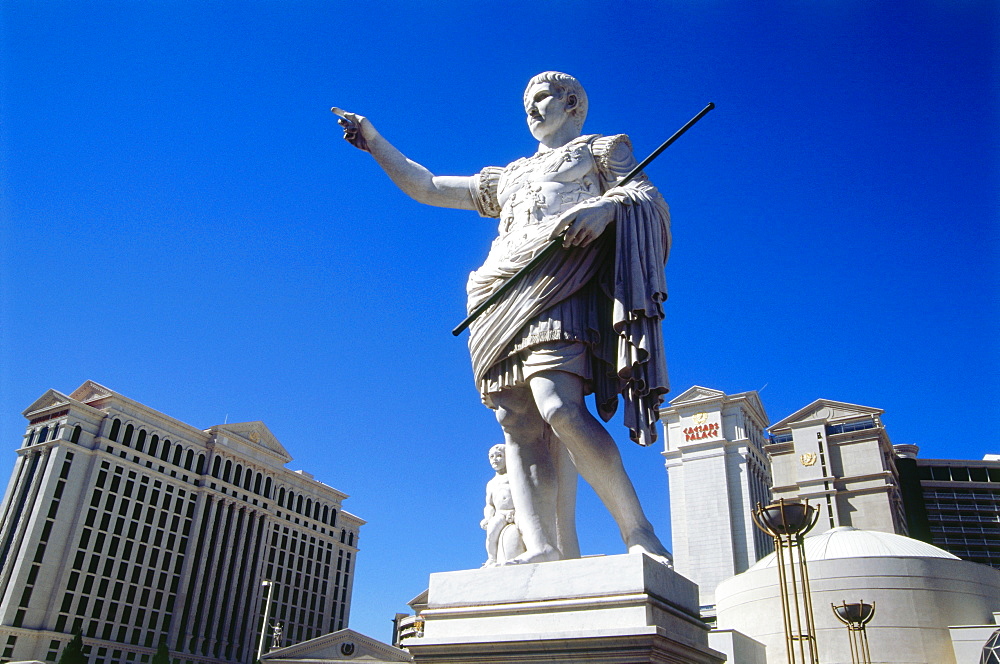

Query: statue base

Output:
[405, 553, 724, 664]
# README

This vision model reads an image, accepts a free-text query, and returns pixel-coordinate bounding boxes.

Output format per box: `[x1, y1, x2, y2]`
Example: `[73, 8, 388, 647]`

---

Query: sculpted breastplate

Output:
[491, 137, 602, 260]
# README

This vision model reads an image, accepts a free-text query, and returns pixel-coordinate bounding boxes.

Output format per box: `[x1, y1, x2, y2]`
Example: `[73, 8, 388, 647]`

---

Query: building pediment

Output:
[263, 629, 412, 663]
[67, 380, 116, 405]
[669, 386, 727, 406]
[213, 421, 292, 463]
[23, 387, 106, 420]
[731, 390, 769, 427]
[770, 399, 883, 432]
[22, 389, 72, 417]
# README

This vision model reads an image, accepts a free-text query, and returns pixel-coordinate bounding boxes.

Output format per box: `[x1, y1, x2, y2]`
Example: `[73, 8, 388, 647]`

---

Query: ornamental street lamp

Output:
[831, 600, 875, 664]
[256, 580, 275, 662]
[752, 499, 821, 664]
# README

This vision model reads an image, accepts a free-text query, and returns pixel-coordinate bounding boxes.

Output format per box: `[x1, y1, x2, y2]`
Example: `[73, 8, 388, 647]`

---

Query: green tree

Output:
[56, 632, 86, 664]
[152, 639, 170, 664]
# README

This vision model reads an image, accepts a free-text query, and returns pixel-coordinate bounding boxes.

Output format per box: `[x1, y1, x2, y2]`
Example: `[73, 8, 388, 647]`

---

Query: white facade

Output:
[766, 399, 906, 535]
[661, 386, 773, 612]
[0, 381, 363, 664]
[715, 527, 1000, 664]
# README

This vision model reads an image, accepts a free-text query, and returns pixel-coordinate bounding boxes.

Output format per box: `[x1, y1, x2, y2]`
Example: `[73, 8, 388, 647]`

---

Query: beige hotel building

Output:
[0, 381, 363, 664]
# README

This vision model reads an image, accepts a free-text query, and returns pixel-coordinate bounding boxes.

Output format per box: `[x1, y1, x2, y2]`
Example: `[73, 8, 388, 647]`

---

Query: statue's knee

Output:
[539, 400, 585, 433]
[495, 407, 528, 437]
[494, 406, 515, 429]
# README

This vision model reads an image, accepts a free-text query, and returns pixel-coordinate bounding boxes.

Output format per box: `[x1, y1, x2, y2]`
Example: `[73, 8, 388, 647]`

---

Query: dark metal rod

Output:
[451, 102, 715, 336]
[617, 102, 715, 188]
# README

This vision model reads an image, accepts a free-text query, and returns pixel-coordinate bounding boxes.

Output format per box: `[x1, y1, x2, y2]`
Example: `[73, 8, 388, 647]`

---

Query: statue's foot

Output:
[503, 545, 560, 565]
[481, 558, 498, 568]
[626, 527, 673, 567]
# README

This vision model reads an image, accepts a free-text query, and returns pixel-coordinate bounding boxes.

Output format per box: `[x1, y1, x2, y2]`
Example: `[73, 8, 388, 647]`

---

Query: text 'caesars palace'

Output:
[0, 381, 997, 664]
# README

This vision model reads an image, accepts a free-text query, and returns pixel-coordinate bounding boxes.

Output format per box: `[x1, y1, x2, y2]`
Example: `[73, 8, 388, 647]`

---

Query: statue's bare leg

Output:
[553, 439, 580, 559]
[528, 370, 670, 560]
[491, 386, 561, 564]
[484, 519, 503, 566]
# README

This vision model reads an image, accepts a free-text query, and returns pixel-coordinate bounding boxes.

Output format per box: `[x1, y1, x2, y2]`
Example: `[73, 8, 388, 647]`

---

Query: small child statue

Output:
[481, 444, 524, 566]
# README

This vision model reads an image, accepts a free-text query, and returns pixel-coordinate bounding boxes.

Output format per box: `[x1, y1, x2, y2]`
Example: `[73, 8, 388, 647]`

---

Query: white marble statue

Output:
[481, 444, 525, 566]
[270, 622, 282, 651]
[334, 72, 672, 565]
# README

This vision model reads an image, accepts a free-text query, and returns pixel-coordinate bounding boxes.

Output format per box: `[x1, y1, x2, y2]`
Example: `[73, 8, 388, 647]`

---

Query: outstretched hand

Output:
[330, 107, 372, 152]
[549, 196, 617, 247]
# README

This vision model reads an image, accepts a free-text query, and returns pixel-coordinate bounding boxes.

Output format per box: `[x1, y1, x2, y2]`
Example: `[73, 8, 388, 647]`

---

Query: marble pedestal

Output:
[405, 553, 724, 664]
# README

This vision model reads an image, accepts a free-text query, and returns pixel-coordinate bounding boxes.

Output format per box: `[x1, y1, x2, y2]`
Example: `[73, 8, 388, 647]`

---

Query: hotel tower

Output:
[0, 381, 363, 664]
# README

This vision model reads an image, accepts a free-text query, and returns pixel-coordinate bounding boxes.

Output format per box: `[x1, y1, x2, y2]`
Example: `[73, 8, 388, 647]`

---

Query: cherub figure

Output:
[480, 444, 524, 566]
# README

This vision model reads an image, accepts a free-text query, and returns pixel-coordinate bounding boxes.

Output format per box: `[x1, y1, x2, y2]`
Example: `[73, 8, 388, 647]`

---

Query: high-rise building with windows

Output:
[661, 386, 773, 615]
[0, 381, 363, 664]
[895, 448, 1000, 569]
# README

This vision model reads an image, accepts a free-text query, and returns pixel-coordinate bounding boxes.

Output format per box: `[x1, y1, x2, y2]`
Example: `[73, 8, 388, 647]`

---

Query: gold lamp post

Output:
[831, 600, 875, 664]
[752, 499, 821, 664]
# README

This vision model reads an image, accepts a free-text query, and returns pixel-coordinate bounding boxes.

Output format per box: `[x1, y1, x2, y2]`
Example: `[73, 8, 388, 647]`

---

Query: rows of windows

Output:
[109, 417, 341, 532]
[24, 421, 83, 447]
[176, 498, 266, 663]
[930, 524, 1000, 536]
[769, 419, 880, 445]
[109, 419, 206, 476]
[826, 419, 877, 436]
[209, 455, 272, 498]
[6, 410, 361, 664]
[54, 460, 194, 649]
[25, 424, 57, 447]
[930, 536, 1000, 558]
[748, 460, 773, 559]
[925, 488, 1000, 501]
[0, 449, 48, 605]
[275, 486, 338, 527]
[24, 409, 71, 446]
[11, 452, 71, 628]
[926, 502, 1000, 515]
[263, 526, 349, 643]
[919, 465, 1000, 483]
[209, 456, 341, 530]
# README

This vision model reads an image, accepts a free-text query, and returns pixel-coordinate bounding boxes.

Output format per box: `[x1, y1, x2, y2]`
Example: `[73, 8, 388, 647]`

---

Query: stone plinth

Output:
[405, 553, 724, 664]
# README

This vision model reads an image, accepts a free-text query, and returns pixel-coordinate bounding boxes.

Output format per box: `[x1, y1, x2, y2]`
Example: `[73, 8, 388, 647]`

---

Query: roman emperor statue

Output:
[335, 72, 672, 564]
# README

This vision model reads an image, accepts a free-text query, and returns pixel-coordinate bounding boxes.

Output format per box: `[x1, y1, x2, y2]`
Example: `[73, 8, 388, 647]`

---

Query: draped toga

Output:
[466, 134, 672, 447]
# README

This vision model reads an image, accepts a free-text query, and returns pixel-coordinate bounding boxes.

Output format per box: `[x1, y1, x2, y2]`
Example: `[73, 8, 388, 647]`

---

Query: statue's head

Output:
[488, 444, 506, 473]
[523, 72, 588, 142]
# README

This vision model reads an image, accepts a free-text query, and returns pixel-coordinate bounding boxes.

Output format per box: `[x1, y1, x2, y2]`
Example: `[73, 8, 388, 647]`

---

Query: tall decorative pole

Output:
[831, 600, 875, 664]
[256, 580, 275, 662]
[752, 499, 821, 664]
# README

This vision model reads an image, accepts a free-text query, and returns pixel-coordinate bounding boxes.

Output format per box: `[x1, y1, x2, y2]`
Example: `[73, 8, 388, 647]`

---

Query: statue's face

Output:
[524, 81, 577, 143]
[488, 445, 506, 473]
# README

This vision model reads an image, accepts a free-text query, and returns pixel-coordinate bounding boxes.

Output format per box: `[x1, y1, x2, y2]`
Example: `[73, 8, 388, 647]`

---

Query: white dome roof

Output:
[749, 526, 959, 570]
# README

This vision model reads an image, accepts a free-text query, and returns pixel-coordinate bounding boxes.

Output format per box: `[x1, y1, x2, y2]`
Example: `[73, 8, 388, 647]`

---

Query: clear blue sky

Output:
[1, 0, 996, 645]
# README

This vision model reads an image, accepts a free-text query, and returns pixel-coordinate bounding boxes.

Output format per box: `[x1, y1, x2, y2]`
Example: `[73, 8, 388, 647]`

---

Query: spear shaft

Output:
[451, 102, 714, 337]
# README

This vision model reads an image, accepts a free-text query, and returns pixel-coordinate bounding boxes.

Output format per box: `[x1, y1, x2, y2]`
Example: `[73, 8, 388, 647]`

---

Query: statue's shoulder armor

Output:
[590, 134, 637, 180]
[471, 166, 505, 218]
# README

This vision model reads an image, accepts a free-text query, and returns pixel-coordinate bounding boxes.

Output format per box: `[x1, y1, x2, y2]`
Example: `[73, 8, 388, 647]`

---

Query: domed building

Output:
[715, 526, 1000, 664]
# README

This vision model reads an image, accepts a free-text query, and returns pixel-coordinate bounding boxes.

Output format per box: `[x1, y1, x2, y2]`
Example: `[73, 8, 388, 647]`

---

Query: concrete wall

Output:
[716, 556, 1000, 664]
